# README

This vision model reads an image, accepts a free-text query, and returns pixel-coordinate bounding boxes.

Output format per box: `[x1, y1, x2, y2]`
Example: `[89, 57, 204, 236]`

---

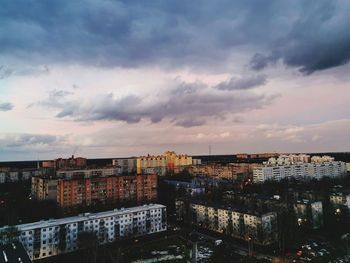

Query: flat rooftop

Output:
[1, 204, 165, 231]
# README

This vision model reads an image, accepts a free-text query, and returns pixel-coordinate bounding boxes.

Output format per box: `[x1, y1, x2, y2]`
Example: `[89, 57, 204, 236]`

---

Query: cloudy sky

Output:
[1, 0, 350, 161]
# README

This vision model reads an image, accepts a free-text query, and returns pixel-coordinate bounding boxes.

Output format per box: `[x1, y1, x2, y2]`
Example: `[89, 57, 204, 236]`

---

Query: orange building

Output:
[57, 174, 157, 208]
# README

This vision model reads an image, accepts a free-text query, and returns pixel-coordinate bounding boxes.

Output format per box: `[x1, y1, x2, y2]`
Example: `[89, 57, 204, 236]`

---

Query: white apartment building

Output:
[0, 204, 166, 261]
[191, 203, 277, 245]
[0, 169, 41, 184]
[253, 154, 346, 183]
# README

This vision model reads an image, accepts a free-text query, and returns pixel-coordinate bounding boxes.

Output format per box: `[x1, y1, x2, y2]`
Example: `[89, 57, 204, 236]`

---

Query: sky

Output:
[0, 0, 350, 161]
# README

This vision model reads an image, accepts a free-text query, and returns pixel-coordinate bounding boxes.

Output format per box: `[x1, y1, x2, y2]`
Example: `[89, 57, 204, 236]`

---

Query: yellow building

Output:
[137, 151, 192, 175]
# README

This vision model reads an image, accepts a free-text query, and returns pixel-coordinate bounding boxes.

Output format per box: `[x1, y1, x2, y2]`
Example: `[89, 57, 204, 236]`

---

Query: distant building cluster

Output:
[0, 168, 41, 184]
[187, 163, 258, 181]
[42, 156, 87, 170]
[253, 154, 346, 182]
[189, 202, 278, 245]
[0, 204, 167, 261]
[236, 153, 279, 159]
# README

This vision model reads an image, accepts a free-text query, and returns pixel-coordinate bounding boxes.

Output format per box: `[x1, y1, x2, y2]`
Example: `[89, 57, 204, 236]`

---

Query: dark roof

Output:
[0, 242, 32, 263]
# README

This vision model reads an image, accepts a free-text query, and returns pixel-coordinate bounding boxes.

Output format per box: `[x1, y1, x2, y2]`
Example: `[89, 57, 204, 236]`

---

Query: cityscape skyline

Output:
[1, 0, 350, 161]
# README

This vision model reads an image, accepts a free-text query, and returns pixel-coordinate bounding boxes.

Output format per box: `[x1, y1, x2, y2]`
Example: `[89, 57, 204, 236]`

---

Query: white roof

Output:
[5, 204, 165, 231]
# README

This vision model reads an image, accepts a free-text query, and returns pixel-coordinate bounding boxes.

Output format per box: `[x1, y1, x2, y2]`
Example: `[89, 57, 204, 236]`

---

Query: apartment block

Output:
[188, 163, 258, 181]
[0, 204, 166, 261]
[42, 156, 87, 170]
[136, 151, 192, 175]
[329, 191, 350, 211]
[253, 154, 346, 183]
[293, 200, 323, 229]
[57, 174, 157, 208]
[112, 158, 137, 174]
[191, 203, 278, 245]
[31, 177, 58, 201]
[56, 168, 118, 179]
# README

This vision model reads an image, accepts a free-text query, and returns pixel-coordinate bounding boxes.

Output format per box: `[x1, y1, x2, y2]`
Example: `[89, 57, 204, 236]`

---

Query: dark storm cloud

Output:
[215, 75, 267, 91]
[0, 102, 14, 111]
[46, 80, 276, 127]
[250, 1, 350, 74]
[1, 0, 349, 73]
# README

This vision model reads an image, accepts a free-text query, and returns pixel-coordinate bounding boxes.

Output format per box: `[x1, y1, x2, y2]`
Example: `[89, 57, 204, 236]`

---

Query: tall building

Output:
[253, 154, 346, 183]
[57, 174, 157, 208]
[136, 151, 192, 175]
[31, 176, 58, 201]
[191, 203, 278, 245]
[0, 204, 167, 261]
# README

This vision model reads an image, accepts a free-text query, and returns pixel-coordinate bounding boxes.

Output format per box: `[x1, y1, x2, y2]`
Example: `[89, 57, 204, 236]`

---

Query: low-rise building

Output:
[293, 200, 323, 229]
[0, 204, 167, 261]
[191, 203, 278, 245]
[329, 191, 350, 211]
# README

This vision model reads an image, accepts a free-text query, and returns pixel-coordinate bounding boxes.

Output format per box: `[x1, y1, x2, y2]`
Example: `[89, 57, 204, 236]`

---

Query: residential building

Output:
[57, 174, 157, 208]
[329, 191, 350, 211]
[0, 169, 44, 184]
[163, 180, 205, 196]
[253, 154, 346, 182]
[42, 156, 87, 170]
[31, 177, 58, 201]
[191, 203, 278, 245]
[0, 204, 166, 260]
[136, 151, 192, 175]
[56, 168, 118, 179]
[112, 158, 137, 174]
[188, 163, 259, 181]
[293, 200, 323, 229]
[236, 153, 278, 159]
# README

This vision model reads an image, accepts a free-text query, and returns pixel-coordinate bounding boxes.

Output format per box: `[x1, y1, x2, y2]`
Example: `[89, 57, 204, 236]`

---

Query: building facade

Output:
[57, 174, 158, 208]
[0, 204, 166, 261]
[293, 200, 323, 229]
[31, 177, 58, 201]
[191, 203, 278, 245]
[253, 155, 346, 183]
[42, 156, 87, 170]
[136, 151, 192, 175]
[112, 158, 137, 174]
[329, 192, 350, 211]
[56, 168, 118, 179]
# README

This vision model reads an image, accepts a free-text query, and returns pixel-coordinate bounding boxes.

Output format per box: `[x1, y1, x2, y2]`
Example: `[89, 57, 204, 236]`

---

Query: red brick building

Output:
[57, 174, 157, 208]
